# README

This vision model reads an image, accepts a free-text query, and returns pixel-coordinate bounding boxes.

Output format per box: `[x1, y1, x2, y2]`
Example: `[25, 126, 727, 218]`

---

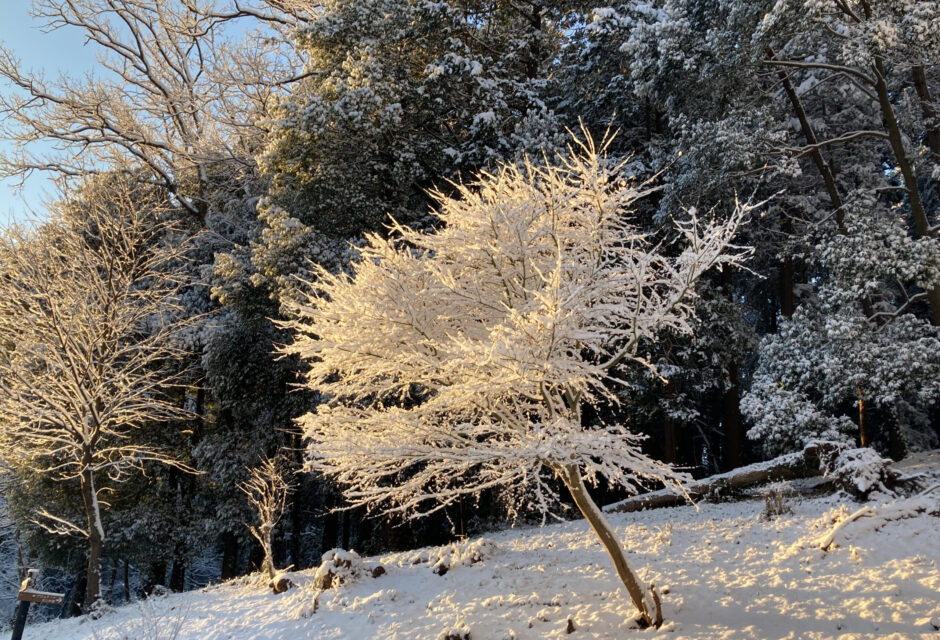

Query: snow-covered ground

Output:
[23, 451, 940, 640]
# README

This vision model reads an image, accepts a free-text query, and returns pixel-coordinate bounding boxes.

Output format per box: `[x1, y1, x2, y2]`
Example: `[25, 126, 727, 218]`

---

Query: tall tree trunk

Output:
[873, 59, 940, 325]
[912, 65, 940, 172]
[768, 50, 879, 319]
[719, 265, 744, 471]
[556, 463, 662, 629]
[220, 531, 240, 580]
[662, 379, 678, 465]
[80, 462, 104, 607]
[768, 49, 848, 234]
[123, 560, 130, 604]
[857, 389, 868, 448]
[169, 549, 186, 592]
[780, 212, 795, 319]
[722, 361, 744, 470]
[107, 556, 118, 604]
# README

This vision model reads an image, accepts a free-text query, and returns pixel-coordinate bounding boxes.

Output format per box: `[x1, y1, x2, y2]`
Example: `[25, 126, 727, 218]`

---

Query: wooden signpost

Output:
[11, 570, 65, 640]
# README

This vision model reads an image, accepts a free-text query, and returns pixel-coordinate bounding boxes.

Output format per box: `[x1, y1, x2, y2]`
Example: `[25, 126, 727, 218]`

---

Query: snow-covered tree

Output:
[0, 179, 195, 607]
[0, 0, 303, 221]
[283, 134, 752, 628]
[239, 455, 291, 580]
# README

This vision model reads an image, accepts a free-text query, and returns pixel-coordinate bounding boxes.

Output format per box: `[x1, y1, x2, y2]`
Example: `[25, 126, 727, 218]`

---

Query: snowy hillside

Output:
[24, 451, 940, 640]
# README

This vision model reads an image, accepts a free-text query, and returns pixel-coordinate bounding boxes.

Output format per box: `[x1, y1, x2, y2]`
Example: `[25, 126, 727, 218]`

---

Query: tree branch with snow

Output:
[282, 131, 754, 628]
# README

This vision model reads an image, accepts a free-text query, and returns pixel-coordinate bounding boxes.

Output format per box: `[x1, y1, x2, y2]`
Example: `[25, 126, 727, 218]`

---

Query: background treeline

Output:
[0, 0, 937, 615]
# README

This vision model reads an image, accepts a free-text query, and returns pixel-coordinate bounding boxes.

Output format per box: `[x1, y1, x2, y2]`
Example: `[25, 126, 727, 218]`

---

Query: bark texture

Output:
[558, 463, 663, 629]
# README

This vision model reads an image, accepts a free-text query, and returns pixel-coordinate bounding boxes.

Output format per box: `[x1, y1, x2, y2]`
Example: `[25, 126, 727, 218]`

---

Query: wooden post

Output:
[11, 599, 30, 640]
[12, 569, 65, 640]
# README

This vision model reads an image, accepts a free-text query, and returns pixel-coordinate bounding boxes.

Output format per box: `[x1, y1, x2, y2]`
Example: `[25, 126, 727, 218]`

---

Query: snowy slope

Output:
[23, 452, 940, 640]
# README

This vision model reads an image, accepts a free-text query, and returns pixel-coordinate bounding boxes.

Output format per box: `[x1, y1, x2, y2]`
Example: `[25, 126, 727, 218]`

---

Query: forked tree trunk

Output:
[80, 464, 104, 608]
[556, 463, 663, 629]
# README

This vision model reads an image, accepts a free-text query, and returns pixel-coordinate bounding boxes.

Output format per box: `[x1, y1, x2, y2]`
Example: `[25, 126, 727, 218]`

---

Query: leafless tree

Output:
[0, 177, 196, 607]
[238, 455, 291, 580]
[0, 0, 305, 221]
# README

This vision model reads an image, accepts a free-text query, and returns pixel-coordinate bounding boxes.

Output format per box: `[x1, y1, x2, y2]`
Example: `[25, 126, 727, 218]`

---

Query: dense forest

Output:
[0, 0, 937, 618]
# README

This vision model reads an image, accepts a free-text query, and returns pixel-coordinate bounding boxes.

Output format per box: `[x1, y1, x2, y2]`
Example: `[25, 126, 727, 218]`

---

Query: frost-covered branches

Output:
[239, 455, 292, 579]
[0, 0, 302, 218]
[284, 134, 752, 519]
[284, 133, 752, 626]
[0, 178, 195, 605]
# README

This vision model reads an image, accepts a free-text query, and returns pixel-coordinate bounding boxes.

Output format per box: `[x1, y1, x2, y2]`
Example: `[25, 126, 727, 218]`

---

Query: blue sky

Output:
[0, 3, 96, 224]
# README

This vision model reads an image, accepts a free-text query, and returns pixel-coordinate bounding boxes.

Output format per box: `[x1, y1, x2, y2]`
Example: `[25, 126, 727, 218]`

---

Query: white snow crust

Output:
[25, 451, 940, 640]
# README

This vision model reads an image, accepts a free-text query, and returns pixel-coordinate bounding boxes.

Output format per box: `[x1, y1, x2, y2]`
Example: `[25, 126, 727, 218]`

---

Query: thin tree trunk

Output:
[556, 463, 662, 629]
[80, 463, 103, 607]
[123, 560, 130, 604]
[341, 511, 351, 550]
[108, 556, 118, 604]
[720, 266, 744, 470]
[857, 388, 868, 448]
[662, 404, 677, 466]
[169, 550, 186, 592]
[768, 48, 848, 234]
[780, 212, 795, 319]
[768, 50, 878, 319]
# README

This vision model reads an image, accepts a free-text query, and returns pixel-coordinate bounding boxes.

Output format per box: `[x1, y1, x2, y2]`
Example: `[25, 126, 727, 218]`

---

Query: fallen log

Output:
[605, 442, 919, 514]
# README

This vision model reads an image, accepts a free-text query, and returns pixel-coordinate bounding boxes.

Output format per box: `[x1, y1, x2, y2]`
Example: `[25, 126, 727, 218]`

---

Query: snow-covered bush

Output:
[313, 549, 364, 590]
[818, 446, 903, 500]
[410, 538, 499, 576]
[743, 375, 855, 458]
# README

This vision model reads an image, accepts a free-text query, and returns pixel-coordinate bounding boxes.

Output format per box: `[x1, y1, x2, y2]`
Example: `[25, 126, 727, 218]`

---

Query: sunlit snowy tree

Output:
[0, 179, 195, 607]
[283, 134, 752, 628]
[239, 455, 292, 580]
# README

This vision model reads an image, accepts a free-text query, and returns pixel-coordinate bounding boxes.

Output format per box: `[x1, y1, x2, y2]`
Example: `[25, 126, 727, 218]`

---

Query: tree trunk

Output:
[912, 65, 940, 171]
[662, 379, 678, 465]
[80, 464, 104, 608]
[108, 556, 118, 604]
[143, 561, 167, 595]
[722, 361, 744, 471]
[556, 463, 662, 629]
[720, 265, 744, 471]
[873, 58, 940, 325]
[857, 389, 868, 448]
[341, 511, 351, 550]
[768, 49, 848, 234]
[123, 560, 130, 604]
[780, 211, 795, 319]
[66, 567, 87, 617]
[169, 550, 186, 592]
[220, 531, 240, 580]
[261, 535, 276, 579]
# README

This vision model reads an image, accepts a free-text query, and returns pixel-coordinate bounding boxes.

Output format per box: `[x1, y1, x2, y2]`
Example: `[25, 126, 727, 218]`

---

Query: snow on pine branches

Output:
[283, 132, 753, 627]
